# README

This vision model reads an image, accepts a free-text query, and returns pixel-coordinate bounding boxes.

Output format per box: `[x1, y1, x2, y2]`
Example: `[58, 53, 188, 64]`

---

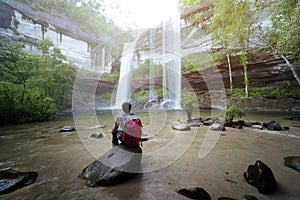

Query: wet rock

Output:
[60, 126, 75, 132]
[262, 120, 282, 131]
[89, 132, 104, 139]
[243, 122, 253, 127]
[243, 160, 277, 194]
[232, 124, 243, 129]
[262, 120, 276, 129]
[284, 156, 300, 173]
[251, 122, 262, 126]
[79, 144, 142, 186]
[203, 117, 219, 126]
[251, 125, 263, 130]
[282, 126, 290, 131]
[267, 122, 282, 131]
[187, 118, 202, 127]
[209, 123, 225, 131]
[243, 194, 259, 200]
[0, 168, 38, 195]
[283, 116, 300, 121]
[172, 122, 191, 131]
[218, 197, 237, 200]
[177, 187, 211, 200]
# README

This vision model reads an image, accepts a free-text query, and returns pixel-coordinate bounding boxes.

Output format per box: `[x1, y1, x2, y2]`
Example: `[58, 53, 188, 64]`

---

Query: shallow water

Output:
[0, 110, 299, 199]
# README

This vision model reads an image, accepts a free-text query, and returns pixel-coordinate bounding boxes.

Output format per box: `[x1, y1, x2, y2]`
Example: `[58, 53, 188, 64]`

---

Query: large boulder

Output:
[172, 122, 191, 131]
[203, 117, 219, 126]
[79, 144, 142, 186]
[209, 123, 225, 131]
[0, 168, 38, 195]
[177, 187, 211, 200]
[262, 120, 282, 131]
[284, 156, 300, 173]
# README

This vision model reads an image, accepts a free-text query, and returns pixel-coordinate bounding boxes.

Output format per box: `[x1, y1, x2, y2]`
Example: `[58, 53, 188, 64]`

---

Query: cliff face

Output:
[182, 53, 300, 111]
[183, 53, 291, 93]
[0, 0, 108, 45]
[0, 0, 114, 71]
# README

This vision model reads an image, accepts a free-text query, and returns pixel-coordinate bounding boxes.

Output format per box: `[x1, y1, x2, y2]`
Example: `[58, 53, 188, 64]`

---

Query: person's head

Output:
[122, 102, 131, 114]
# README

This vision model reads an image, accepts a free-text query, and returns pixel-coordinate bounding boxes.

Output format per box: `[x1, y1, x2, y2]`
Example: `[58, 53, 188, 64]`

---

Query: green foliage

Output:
[181, 88, 198, 120]
[0, 37, 76, 124]
[179, 0, 204, 9]
[181, 51, 219, 71]
[0, 82, 57, 124]
[228, 88, 244, 99]
[133, 60, 150, 80]
[210, 0, 235, 49]
[181, 59, 197, 72]
[132, 89, 149, 101]
[38, 38, 54, 55]
[225, 104, 245, 122]
[133, 60, 163, 81]
[100, 71, 119, 83]
[96, 92, 113, 105]
[25, 0, 121, 36]
[228, 82, 300, 99]
[268, 0, 300, 61]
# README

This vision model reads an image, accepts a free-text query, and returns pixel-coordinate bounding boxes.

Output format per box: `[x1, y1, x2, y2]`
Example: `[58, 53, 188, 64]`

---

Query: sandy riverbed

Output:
[1, 115, 300, 200]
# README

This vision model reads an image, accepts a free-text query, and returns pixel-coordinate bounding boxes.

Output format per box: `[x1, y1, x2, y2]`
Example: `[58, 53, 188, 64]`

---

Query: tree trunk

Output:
[187, 111, 192, 122]
[20, 81, 26, 104]
[226, 51, 233, 93]
[243, 59, 249, 98]
[281, 55, 300, 85]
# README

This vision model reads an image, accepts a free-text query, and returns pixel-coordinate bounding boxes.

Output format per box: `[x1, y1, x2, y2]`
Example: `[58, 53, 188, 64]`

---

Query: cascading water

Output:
[115, 13, 181, 110]
[149, 28, 157, 101]
[161, 13, 181, 109]
[114, 42, 136, 108]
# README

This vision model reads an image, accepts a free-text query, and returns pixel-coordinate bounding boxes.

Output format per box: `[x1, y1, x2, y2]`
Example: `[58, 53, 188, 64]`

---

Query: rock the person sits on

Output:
[79, 102, 143, 187]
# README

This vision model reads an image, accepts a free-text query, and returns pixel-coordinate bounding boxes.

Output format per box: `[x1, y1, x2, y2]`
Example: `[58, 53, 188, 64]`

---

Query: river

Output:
[0, 110, 299, 199]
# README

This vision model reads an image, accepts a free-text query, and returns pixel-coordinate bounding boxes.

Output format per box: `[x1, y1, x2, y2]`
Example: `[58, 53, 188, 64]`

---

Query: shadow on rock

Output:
[78, 143, 142, 186]
[284, 156, 300, 173]
[177, 187, 211, 200]
[0, 168, 38, 195]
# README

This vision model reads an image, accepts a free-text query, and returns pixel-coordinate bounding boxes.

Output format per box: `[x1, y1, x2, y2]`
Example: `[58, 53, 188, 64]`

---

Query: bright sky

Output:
[102, 0, 180, 30]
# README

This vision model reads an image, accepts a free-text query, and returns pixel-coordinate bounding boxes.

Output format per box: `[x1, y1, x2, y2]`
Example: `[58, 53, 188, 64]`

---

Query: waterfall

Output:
[161, 13, 181, 109]
[115, 42, 136, 108]
[115, 13, 181, 110]
[149, 28, 157, 100]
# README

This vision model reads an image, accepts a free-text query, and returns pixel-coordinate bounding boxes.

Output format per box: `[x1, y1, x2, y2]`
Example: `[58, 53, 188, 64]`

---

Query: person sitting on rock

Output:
[111, 102, 142, 148]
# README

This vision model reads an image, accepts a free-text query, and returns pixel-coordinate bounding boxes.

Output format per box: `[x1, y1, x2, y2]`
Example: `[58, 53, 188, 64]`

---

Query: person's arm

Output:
[111, 119, 118, 134]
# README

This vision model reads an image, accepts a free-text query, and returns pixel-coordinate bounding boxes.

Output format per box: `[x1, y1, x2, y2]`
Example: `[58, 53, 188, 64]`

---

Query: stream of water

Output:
[0, 110, 299, 199]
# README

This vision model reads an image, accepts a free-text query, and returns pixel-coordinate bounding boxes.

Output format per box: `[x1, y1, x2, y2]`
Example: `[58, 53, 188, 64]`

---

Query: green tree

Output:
[267, 0, 300, 85]
[181, 88, 198, 121]
[0, 39, 40, 104]
[225, 104, 245, 123]
[179, 0, 204, 9]
[38, 38, 54, 55]
[25, 0, 120, 36]
[231, 0, 255, 98]
[210, 0, 236, 93]
[0, 36, 75, 124]
[35, 39, 76, 107]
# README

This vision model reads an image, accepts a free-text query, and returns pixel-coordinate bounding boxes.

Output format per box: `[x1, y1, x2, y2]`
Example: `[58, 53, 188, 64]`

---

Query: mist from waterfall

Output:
[115, 13, 181, 110]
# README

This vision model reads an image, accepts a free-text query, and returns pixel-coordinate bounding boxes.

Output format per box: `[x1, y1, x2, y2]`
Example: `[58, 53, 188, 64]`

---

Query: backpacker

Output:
[118, 114, 142, 147]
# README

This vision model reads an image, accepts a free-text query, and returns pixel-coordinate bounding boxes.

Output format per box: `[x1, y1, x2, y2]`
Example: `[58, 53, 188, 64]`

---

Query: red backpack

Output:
[119, 115, 142, 147]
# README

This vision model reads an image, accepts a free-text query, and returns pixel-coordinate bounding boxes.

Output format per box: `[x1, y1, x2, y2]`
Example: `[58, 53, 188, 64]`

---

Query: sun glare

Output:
[103, 0, 180, 29]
